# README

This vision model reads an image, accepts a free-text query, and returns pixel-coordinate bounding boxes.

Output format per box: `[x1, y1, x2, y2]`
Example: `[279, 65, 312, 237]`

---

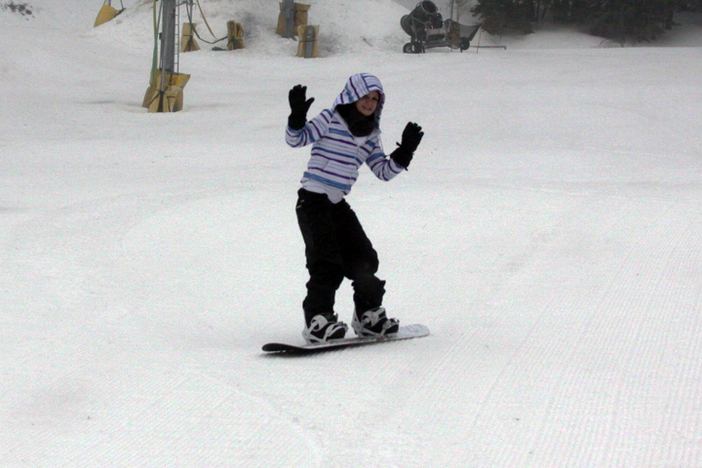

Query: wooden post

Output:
[296, 25, 319, 58]
[143, 72, 191, 113]
[227, 21, 245, 50]
[277, 2, 311, 38]
[280, 0, 295, 38]
[94, 1, 118, 27]
[181, 23, 200, 52]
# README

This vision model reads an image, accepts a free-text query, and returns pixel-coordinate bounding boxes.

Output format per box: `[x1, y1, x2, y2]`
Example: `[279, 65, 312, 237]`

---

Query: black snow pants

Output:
[296, 189, 386, 325]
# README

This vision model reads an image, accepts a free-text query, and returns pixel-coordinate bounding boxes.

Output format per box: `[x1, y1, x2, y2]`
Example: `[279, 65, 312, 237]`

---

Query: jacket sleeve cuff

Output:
[389, 157, 405, 172]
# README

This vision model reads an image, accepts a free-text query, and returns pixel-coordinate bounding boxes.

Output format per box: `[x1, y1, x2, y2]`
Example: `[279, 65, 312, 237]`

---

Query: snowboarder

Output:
[285, 72, 424, 344]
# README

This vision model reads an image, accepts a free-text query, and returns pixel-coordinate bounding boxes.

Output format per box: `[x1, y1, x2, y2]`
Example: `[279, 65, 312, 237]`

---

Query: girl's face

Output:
[355, 91, 380, 117]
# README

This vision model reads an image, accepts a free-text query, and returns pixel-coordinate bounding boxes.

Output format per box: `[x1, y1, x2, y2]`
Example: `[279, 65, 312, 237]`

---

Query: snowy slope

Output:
[2, 1, 702, 467]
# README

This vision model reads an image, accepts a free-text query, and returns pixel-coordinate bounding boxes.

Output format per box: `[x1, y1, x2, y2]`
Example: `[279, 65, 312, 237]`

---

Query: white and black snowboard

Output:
[262, 324, 430, 355]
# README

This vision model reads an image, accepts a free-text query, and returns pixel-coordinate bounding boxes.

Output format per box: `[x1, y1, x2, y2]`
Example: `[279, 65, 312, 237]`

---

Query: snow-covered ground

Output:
[2, 1, 702, 467]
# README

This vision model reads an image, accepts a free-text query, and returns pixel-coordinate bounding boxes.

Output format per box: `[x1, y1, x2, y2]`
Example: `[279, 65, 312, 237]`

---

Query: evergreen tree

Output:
[589, 0, 682, 42]
[471, 0, 537, 34]
[549, 0, 591, 23]
[470, 0, 686, 42]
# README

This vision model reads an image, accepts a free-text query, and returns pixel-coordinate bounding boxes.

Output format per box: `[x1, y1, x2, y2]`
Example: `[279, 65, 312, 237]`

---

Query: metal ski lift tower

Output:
[143, 0, 192, 112]
[159, 0, 179, 77]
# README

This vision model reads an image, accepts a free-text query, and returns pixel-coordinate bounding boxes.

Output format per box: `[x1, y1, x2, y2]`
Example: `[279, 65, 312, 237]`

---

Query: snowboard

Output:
[262, 324, 430, 355]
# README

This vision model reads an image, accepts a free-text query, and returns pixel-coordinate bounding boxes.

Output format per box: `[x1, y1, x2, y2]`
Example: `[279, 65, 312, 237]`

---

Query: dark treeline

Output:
[471, 0, 702, 42]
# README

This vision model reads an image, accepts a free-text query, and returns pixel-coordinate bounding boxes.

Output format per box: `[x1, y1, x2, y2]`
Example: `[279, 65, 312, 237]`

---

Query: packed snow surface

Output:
[2, 1, 702, 467]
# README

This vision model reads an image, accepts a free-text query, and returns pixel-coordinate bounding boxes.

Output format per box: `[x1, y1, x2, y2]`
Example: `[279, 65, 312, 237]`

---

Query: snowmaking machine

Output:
[400, 1, 481, 53]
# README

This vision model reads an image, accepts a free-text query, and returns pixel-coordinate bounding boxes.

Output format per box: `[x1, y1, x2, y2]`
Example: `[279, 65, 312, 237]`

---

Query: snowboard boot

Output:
[352, 307, 399, 338]
[302, 313, 348, 344]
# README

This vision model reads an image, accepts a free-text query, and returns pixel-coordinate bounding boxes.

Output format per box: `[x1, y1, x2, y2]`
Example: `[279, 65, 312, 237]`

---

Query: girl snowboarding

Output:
[285, 73, 423, 344]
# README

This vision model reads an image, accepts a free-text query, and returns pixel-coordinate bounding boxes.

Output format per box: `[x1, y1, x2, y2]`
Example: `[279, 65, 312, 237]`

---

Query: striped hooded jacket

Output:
[285, 73, 405, 203]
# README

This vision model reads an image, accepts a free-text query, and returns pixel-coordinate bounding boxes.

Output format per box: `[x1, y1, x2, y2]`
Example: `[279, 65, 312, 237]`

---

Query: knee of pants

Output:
[348, 253, 379, 278]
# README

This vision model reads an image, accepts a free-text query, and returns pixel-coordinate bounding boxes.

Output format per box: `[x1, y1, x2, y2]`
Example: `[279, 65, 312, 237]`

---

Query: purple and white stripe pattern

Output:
[286, 73, 404, 200]
[332, 73, 385, 123]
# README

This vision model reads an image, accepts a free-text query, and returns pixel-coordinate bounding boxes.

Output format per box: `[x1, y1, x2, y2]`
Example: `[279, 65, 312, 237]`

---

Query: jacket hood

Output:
[332, 73, 385, 126]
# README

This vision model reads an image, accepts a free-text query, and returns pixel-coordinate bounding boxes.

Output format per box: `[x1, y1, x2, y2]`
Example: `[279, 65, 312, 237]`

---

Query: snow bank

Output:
[2, 1, 702, 468]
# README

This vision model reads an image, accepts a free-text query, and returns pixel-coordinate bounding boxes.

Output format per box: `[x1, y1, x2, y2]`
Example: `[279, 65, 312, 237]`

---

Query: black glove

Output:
[390, 122, 424, 169]
[288, 84, 315, 130]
